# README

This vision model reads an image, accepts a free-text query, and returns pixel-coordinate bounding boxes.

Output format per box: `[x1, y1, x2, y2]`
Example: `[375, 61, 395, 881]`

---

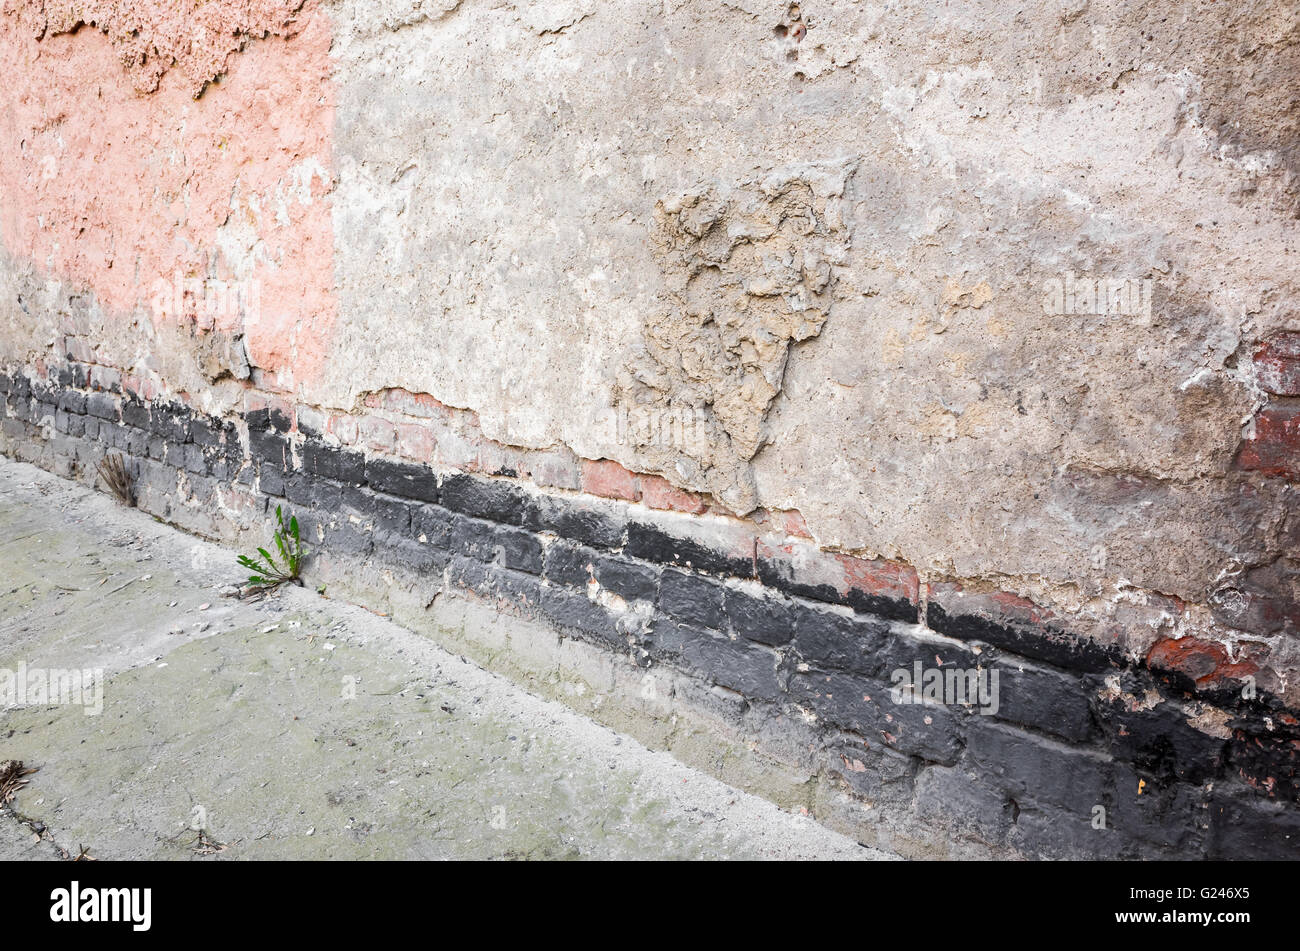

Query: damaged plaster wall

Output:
[0, 0, 1298, 687]
[324, 0, 1298, 660]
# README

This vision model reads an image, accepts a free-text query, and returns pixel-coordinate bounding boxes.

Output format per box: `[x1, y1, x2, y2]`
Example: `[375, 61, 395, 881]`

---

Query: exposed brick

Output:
[63, 335, 94, 364]
[432, 429, 482, 472]
[757, 539, 917, 623]
[1146, 635, 1263, 693]
[328, 413, 359, 445]
[772, 508, 812, 538]
[385, 387, 449, 420]
[358, 415, 397, 453]
[294, 405, 326, 438]
[1235, 404, 1300, 479]
[1255, 332, 1300, 396]
[396, 421, 435, 461]
[523, 448, 581, 491]
[639, 475, 707, 514]
[89, 365, 121, 393]
[581, 459, 641, 502]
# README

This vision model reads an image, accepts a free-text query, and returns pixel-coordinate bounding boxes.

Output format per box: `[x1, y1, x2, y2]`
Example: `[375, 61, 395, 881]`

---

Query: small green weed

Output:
[237, 505, 305, 593]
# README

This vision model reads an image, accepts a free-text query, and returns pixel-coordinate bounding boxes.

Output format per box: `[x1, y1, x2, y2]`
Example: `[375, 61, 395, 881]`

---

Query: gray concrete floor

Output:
[0, 458, 887, 860]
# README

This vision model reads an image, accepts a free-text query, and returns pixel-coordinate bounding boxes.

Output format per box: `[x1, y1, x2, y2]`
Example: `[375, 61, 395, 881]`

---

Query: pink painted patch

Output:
[0, 0, 337, 391]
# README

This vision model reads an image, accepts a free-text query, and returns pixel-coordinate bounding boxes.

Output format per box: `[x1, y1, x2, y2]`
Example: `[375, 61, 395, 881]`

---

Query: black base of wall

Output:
[3, 364, 1298, 859]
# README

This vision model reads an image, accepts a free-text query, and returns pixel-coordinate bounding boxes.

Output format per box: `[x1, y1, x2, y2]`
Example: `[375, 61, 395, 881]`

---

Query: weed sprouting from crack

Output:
[237, 505, 306, 596]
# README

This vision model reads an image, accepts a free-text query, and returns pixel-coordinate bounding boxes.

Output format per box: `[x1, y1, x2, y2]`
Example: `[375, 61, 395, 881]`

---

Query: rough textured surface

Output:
[1, 0, 1299, 855]
[0, 459, 879, 860]
[5, 380, 1296, 858]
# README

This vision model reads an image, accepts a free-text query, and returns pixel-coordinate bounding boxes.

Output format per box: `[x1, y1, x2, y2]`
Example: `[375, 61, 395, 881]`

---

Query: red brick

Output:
[396, 422, 435, 461]
[1147, 635, 1262, 691]
[328, 413, 359, 445]
[357, 415, 397, 453]
[581, 459, 641, 501]
[385, 388, 450, 420]
[476, 440, 526, 477]
[772, 508, 812, 538]
[1235, 405, 1300, 479]
[1255, 332, 1300, 396]
[434, 430, 482, 472]
[837, 553, 920, 604]
[523, 448, 581, 491]
[640, 475, 707, 514]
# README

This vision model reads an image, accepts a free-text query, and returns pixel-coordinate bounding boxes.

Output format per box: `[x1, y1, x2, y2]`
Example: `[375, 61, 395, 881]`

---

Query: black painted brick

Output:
[725, 587, 797, 646]
[533, 498, 625, 549]
[539, 586, 621, 645]
[683, 631, 784, 700]
[85, 392, 119, 421]
[495, 525, 544, 574]
[992, 659, 1095, 744]
[659, 569, 726, 630]
[626, 521, 754, 578]
[248, 429, 289, 470]
[57, 390, 87, 415]
[366, 458, 438, 503]
[412, 504, 455, 548]
[791, 668, 963, 764]
[440, 472, 534, 526]
[302, 441, 366, 485]
[543, 540, 594, 587]
[963, 720, 1109, 812]
[927, 602, 1117, 674]
[793, 603, 891, 675]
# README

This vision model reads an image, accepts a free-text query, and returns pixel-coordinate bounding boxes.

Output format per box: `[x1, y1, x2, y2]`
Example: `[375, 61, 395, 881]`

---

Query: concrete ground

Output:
[0, 458, 887, 860]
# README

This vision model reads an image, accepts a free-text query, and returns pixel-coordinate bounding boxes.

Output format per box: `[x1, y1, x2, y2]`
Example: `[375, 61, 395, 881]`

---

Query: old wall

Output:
[1, 0, 1298, 856]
